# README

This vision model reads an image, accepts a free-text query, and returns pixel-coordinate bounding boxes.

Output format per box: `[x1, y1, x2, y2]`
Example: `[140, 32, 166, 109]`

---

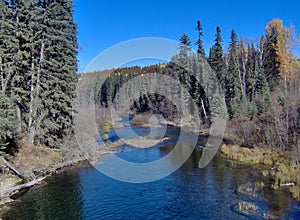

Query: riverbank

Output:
[130, 113, 300, 201]
[0, 133, 172, 214]
[220, 143, 300, 202]
[106, 137, 171, 149]
[130, 113, 210, 135]
[2, 113, 299, 217]
[0, 139, 91, 214]
[111, 114, 300, 202]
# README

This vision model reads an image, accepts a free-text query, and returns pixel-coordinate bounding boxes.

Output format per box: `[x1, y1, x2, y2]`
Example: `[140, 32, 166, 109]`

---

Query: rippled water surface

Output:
[3, 118, 300, 219]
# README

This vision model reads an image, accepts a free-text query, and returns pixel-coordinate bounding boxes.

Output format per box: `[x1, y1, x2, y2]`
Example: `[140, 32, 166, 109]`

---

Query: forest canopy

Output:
[0, 0, 78, 149]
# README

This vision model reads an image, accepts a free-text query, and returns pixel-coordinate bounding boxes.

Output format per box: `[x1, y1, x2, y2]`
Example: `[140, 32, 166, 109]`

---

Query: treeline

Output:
[95, 19, 300, 158]
[0, 0, 78, 151]
[206, 19, 299, 156]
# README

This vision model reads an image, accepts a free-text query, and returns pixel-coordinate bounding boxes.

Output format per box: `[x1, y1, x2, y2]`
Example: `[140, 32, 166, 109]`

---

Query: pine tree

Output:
[179, 33, 192, 68]
[195, 19, 205, 57]
[256, 61, 271, 115]
[245, 43, 257, 102]
[229, 29, 238, 56]
[32, 0, 78, 147]
[225, 29, 242, 119]
[208, 26, 226, 87]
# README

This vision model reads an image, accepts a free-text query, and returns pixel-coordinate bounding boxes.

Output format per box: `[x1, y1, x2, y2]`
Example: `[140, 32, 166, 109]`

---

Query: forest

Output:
[0, 0, 78, 153]
[0, 0, 300, 165]
[94, 19, 300, 162]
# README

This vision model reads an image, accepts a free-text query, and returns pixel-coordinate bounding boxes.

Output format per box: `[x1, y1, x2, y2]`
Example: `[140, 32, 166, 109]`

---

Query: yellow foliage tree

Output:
[266, 19, 296, 83]
[265, 19, 300, 139]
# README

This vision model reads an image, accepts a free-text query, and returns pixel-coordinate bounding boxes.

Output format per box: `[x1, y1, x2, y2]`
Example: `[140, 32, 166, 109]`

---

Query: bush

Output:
[131, 114, 149, 126]
[101, 121, 112, 133]
[102, 134, 109, 141]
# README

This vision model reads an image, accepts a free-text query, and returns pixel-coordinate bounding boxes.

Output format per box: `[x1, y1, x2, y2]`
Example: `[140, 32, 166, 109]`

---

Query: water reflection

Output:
[3, 122, 300, 219]
[3, 169, 83, 220]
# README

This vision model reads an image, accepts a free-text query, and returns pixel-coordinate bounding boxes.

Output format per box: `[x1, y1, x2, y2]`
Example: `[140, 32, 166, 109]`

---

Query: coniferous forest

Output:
[94, 19, 300, 162]
[0, 0, 78, 150]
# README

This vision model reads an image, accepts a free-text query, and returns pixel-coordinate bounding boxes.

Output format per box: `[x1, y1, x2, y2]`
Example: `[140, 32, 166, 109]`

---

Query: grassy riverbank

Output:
[221, 143, 300, 201]
[0, 138, 93, 214]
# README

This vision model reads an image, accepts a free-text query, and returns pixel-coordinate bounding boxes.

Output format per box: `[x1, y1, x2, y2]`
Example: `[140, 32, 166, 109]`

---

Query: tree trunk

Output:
[28, 37, 45, 144]
[201, 98, 207, 119]
[0, 177, 46, 199]
[28, 55, 36, 144]
[1, 157, 24, 179]
[284, 75, 289, 142]
[15, 103, 22, 133]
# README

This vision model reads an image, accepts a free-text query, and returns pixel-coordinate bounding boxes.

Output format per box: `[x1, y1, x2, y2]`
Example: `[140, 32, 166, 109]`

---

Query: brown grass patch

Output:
[13, 139, 62, 170]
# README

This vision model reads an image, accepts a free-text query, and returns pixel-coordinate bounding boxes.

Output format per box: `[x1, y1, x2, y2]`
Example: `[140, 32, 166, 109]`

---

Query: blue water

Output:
[3, 117, 300, 219]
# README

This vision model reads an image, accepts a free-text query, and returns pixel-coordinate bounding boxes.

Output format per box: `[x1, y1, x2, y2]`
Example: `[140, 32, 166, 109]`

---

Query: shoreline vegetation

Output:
[129, 114, 300, 203]
[0, 115, 172, 213]
[221, 143, 300, 202]
[0, 113, 300, 216]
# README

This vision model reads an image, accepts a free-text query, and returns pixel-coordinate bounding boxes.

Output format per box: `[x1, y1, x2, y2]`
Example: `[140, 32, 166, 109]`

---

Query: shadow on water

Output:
[3, 168, 83, 220]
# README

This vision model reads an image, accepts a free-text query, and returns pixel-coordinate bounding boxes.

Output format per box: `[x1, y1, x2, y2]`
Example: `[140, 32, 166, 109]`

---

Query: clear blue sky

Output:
[73, 0, 300, 72]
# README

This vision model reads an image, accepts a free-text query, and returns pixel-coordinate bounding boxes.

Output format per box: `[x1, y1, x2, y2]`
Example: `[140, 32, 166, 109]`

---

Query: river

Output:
[3, 117, 300, 219]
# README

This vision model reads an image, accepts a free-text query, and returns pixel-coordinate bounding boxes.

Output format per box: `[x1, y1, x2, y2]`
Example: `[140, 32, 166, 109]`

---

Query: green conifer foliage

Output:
[208, 26, 226, 88]
[0, 0, 78, 148]
[0, 93, 15, 145]
[195, 20, 205, 57]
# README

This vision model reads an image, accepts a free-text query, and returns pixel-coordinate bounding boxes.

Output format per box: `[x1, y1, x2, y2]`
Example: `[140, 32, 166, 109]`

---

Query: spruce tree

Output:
[208, 26, 226, 88]
[263, 21, 281, 90]
[225, 29, 242, 119]
[0, 0, 18, 93]
[32, 0, 78, 147]
[245, 43, 256, 102]
[179, 33, 192, 68]
[0, 0, 78, 148]
[195, 19, 205, 57]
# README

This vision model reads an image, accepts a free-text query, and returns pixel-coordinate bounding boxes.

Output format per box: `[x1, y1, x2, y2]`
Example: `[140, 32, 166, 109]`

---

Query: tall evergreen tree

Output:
[195, 19, 205, 57]
[37, 0, 78, 147]
[0, 0, 78, 148]
[263, 19, 281, 90]
[225, 29, 242, 118]
[178, 33, 192, 85]
[245, 43, 257, 102]
[0, 0, 17, 93]
[208, 26, 226, 87]
[229, 29, 238, 56]
[179, 33, 192, 67]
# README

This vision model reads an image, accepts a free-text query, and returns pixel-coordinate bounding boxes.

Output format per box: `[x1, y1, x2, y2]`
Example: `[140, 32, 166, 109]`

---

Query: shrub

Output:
[102, 134, 109, 141]
[101, 121, 112, 133]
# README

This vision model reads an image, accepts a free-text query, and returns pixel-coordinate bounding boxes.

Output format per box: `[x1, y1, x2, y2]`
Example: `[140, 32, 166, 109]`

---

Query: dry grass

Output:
[0, 174, 23, 191]
[131, 114, 164, 128]
[221, 143, 300, 202]
[13, 139, 62, 170]
[131, 114, 150, 127]
[220, 144, 286, 165]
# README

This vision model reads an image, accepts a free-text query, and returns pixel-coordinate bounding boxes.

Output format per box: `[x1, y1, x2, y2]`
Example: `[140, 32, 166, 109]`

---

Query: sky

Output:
[73, 0, 300, 72]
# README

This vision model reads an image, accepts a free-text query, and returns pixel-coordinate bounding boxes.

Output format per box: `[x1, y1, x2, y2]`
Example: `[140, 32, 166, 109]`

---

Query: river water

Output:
[3, 117, 300, 219]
